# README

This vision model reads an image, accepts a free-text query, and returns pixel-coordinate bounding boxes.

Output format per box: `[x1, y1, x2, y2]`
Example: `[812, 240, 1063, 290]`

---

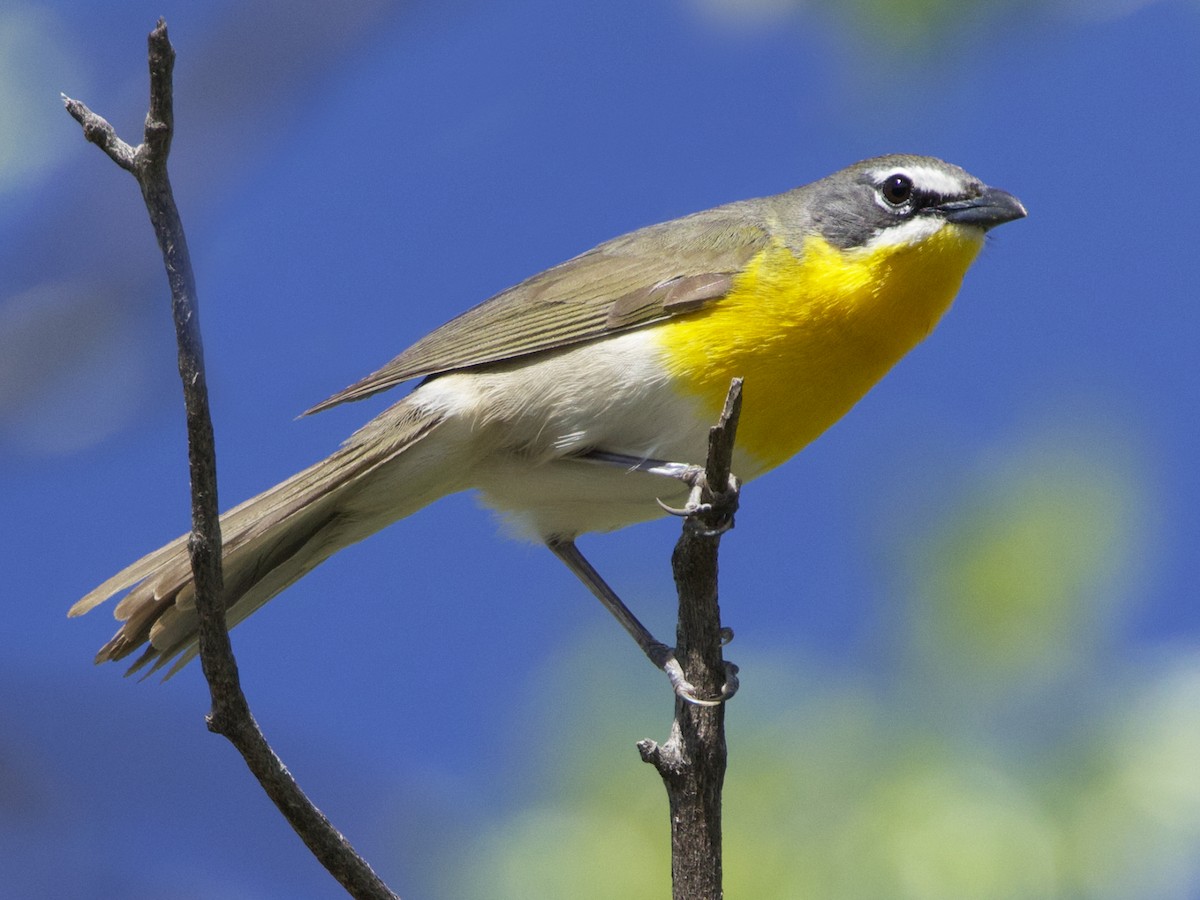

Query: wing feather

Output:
[304, 201, 773, 415]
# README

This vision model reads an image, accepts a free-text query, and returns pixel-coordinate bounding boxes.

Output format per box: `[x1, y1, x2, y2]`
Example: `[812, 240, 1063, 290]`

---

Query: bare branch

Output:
[65, 18, 398, 900]
[142, 20, 175, 164]
[61, 95, 137, 170]
[640, 377, 742, 900]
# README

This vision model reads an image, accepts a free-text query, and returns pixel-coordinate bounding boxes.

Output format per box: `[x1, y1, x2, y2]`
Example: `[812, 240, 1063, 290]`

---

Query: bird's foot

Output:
[657, 468, 740, 536]
[649, 642, 740, 706]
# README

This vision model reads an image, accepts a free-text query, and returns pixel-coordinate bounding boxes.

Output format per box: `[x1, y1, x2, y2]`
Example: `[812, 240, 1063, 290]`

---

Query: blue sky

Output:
[3, 1, 1199, 897]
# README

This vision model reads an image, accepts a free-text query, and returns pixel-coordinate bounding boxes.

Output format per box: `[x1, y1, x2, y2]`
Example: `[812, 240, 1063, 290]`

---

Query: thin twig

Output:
[64, 19, 398, 900]
[639, 377, 742, 900]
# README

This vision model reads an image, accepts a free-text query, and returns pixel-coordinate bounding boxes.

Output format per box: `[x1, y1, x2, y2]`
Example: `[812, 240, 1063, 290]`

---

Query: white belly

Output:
[406, 329, 758, 540]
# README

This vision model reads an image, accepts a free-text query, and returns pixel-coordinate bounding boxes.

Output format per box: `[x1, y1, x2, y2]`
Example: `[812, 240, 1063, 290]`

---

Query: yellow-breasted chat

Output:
[71, 154, 1026, 700]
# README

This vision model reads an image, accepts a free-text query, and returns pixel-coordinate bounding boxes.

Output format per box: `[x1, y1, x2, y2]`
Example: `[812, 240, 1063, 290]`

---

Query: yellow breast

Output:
[657, 226, 985, 470]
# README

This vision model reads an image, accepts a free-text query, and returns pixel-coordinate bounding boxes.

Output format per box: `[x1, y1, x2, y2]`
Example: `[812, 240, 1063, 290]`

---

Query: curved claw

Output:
[657, 473, 740, 535]
[688, 519, 735, 539]
[656, 496, 710, 518]
[663, 657, 740, 706]
[718, 661, 740, 700]
[698, 473, 740, 535]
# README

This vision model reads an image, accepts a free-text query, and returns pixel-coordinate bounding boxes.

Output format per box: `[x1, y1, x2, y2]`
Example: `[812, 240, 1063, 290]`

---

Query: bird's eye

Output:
[880, 174, 914, 206]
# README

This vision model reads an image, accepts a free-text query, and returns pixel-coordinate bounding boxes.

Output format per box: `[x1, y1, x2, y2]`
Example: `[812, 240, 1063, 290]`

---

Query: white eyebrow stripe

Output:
[867, 164, 967, 197]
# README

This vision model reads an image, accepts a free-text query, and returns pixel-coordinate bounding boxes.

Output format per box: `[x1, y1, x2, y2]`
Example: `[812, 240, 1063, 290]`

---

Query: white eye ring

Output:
[880, 173, 914, 206]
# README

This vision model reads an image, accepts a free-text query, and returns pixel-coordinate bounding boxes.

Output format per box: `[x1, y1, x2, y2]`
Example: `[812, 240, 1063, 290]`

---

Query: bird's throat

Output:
[657, 227, 984, 470]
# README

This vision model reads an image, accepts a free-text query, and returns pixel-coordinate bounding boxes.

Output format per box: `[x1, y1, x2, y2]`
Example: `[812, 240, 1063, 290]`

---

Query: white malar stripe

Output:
[861, 214, 947, 250]
[867, 164, 968, 198]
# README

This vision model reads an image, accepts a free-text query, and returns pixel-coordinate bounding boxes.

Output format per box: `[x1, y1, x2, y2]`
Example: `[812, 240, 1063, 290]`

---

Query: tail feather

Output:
[135, 508, 352, 679]
[72, 401, 455, 677]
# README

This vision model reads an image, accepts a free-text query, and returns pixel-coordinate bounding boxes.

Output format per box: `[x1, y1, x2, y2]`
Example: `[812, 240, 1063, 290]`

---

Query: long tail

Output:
[70, 400, 463, 679]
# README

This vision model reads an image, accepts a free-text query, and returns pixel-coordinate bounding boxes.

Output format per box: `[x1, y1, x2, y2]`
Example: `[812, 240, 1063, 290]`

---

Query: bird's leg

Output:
[547, 538, 733, 705]
[581, 450, 739, 535]
[581, 449, 702, 482]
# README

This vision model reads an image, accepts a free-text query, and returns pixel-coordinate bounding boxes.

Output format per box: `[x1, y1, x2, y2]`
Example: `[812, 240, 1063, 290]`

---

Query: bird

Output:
[70, 154, 1026, 701]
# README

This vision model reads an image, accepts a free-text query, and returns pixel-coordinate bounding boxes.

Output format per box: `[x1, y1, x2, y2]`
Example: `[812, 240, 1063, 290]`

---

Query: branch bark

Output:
[639, 378, 742, 900]
[64, 19, 398, 900]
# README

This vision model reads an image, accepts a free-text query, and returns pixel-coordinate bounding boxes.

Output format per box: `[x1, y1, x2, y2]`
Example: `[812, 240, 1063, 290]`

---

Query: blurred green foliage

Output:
[901, 441, 1145, 686]
[447, 432, 1200, 899]
[693, 0, 1041, 56]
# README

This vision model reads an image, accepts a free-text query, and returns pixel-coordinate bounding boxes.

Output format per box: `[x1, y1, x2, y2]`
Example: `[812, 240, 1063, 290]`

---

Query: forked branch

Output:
[640, 377, 742, 900]
[64, 19, 398, 900]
